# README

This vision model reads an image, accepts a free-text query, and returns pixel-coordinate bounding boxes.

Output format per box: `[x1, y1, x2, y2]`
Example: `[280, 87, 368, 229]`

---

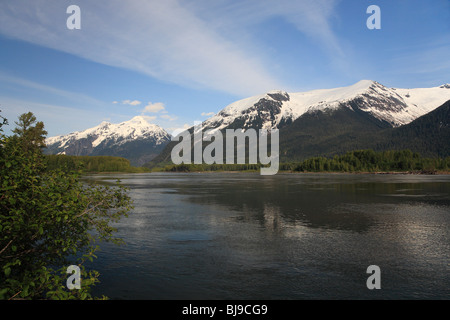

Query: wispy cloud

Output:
[0, 0, 340, 96]
[122, 100, 141, 106]
[201, 112, 215, 117]
[194, 0, 342, 52]
[0, 96, 106, 136]
[142, 102, 165, 113]
[0, 72, 104, 107]
[383, 34, 450, 86]
[160, 114, 178, 121]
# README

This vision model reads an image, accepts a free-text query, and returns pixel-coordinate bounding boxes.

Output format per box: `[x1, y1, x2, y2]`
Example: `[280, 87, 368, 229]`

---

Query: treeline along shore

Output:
[44, 155, 150, 173]
[159, 149, 450, 174]
[45, 150, 450, 174]
[45, 149, 450, 175]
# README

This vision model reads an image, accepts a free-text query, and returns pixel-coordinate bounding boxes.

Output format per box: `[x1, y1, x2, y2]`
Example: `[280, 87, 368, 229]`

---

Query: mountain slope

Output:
[279, 98, 450, 162]
[278, 100, 393, 161]
[45, 116, 171, 166]
[147, 81, 450, 167]
[201, 80, 450, 133]
[378, 99, 450, 157]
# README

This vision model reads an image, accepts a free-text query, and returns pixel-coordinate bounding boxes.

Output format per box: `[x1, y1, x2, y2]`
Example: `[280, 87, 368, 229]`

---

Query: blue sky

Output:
[0, 0, 449, 137]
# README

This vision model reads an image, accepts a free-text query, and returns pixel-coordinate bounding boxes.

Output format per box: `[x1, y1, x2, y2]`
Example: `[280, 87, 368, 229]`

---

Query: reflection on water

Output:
[84, 173, 450, 299]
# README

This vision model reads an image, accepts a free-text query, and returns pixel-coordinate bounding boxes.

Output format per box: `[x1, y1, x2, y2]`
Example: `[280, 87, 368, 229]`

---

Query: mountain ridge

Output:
[147, 80, 450, 167]
[200, 80, 450, 133]
[45, 116, 171, 166]
[44, 80, 450, 168]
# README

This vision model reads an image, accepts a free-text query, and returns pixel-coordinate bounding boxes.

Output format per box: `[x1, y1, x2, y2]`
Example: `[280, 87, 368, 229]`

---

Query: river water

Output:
[84, 172, 450, 300]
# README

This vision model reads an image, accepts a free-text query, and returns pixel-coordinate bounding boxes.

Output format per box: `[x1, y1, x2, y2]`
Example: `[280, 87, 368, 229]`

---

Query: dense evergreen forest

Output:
[45, 149, 448, 175]
[161, 149, 450, 174]
[45, 155, 150, 173]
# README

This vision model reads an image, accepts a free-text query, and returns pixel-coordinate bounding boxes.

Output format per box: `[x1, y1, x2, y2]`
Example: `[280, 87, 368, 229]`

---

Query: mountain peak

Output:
[440, 84, 450, 89]
[45, 116, 171, 165]
[354, 79, 377, 86]
[127, 115, 150, 124]
[266, 90, 290, 102]
[119, 115, 166, 133]
[347, 79, 380, 93]
[199, 80, 450, 132]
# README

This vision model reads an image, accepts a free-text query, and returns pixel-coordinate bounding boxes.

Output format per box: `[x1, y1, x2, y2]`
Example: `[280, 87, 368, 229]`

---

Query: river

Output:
[83, 172, 450, 299]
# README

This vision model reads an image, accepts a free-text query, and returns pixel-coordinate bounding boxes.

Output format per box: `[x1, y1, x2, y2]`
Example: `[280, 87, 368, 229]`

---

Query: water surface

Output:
[84, 173, 450, 299]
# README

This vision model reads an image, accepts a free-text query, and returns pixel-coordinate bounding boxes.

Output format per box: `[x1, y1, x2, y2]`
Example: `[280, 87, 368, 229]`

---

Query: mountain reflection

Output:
[173, 173, 384, 233]
[87, 172, 450, 299]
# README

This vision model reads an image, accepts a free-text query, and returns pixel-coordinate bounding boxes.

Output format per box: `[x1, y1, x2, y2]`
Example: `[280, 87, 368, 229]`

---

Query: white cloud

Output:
[0, 0, 344, 96]
[0, 0, 290, 96]
[184, 0, 343, 57]
[142, 102, 165, 113]
[122, 100, 141, 106]
[201, 112, 215, 117]
[160, 114, 177, 121]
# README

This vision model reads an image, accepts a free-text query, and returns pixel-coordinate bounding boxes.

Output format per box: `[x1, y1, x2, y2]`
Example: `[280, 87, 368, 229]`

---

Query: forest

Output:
[161, 149, 450, 174]
[45, 154, 150, 173]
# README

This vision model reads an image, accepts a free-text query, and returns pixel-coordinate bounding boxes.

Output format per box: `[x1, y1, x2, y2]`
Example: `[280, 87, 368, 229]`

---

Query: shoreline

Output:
[83, 170, 450, 175]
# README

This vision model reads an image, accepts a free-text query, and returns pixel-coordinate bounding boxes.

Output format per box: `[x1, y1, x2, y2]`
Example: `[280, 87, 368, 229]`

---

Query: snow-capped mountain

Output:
[45, 116, 171, 166]
[148, 80, 450, 166]
[201, 80, 450, 132]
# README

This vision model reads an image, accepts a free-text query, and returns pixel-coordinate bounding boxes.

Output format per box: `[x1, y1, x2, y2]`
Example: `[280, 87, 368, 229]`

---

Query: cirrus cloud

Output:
[0, 0, 342, 97]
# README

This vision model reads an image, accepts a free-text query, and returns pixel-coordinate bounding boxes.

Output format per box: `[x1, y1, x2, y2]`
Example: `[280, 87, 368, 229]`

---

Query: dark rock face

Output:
[216, 91, 290, 130]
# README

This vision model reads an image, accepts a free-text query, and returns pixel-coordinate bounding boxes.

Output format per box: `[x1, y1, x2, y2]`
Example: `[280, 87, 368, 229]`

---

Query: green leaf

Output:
[0, 288, 8, 300]
[22, 285, 29, 297]
[56, 199, 63, 206]
[4, 267, 11, 277]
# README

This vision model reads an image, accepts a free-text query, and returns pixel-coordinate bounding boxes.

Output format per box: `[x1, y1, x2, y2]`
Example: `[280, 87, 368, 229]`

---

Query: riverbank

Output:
[146, 168, 450, 175]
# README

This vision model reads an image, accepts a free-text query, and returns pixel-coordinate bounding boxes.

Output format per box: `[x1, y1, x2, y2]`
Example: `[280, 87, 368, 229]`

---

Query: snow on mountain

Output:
[45, 116, 171, 166]
[46, 116, 169, 151]
[201, 80, 450, 132]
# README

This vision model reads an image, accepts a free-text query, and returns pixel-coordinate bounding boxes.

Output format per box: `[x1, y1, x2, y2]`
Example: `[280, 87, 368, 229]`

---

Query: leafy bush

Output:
[0, 112, 133, 299]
